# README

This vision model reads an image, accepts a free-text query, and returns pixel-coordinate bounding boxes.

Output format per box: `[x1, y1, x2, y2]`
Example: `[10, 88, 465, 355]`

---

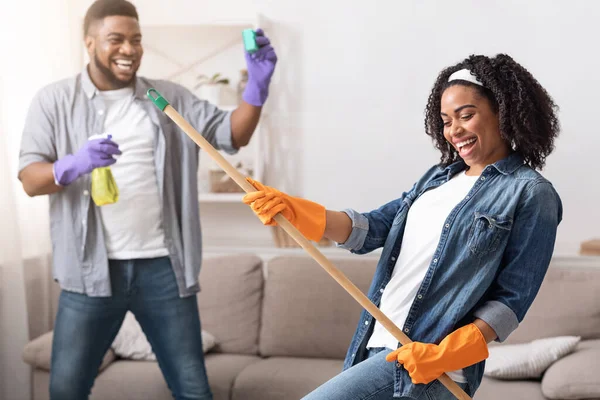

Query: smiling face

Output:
[440, 84, 510, 175]
[85, 15, 143, 90]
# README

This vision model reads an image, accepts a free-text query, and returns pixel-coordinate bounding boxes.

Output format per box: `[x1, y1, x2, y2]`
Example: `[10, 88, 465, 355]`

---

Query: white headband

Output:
[448, 68, 484, 87]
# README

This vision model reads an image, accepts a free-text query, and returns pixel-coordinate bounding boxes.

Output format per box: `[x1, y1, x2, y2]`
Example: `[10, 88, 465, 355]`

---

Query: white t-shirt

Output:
[97, 87, 169, 260]
[367, 170, 479, 383]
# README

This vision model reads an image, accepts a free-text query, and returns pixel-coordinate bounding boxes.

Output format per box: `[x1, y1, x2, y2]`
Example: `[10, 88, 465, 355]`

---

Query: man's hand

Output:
[242, 29, 277, 106]
[53, 135, 121, 186]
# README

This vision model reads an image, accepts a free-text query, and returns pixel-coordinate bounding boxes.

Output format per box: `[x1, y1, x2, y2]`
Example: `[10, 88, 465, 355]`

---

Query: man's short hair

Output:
[83, 0, 139, 37]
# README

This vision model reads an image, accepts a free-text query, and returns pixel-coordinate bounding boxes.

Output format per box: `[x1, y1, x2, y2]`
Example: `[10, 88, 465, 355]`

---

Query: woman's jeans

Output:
[302, 347, 468, 400]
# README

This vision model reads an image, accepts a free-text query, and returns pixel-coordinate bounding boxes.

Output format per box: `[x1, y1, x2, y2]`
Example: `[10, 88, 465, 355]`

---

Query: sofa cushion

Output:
[90, 361, 172, 400]
[204, 354, 262, 400]
[232, 357, 344, 400]
[476, 376, 545, 400]
[89, 355, 260, 400]
[542, 339, 600, 399]
[504, 266, 600, 344]
[260, 256, 377, 359]
[484, 336, 580, 379]
[22, 331, 115, 372]
[197, 254, 263, 355]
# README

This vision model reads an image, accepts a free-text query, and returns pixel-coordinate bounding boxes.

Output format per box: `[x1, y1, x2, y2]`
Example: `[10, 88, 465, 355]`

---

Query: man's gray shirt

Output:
[18, 68, 236, 297]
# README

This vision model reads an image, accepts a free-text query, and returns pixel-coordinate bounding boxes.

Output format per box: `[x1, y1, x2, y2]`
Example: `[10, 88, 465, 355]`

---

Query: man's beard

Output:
[94, 51, 134, 89]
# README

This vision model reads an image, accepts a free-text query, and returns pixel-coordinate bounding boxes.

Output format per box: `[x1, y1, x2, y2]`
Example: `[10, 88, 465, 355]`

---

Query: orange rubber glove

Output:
[385, 323, 489, 385]
[243, 178, 326, 242]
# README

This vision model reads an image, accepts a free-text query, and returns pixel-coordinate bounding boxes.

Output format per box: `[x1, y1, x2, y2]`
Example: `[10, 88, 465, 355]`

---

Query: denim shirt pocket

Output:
[467, 211, 513, 257]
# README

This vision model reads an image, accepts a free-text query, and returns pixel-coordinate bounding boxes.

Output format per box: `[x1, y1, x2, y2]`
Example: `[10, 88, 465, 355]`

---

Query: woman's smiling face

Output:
[441, 84, 510, 175]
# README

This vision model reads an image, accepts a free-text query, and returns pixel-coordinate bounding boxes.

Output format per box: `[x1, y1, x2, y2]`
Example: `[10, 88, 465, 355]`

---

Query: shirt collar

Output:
[489, 152, 525, 175]
[81, 66, 97, 99]
[443, 152, 525, 178]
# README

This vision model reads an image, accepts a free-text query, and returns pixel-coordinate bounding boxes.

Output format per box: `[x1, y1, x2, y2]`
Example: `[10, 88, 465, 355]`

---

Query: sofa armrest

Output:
[22, 331, 116, 372]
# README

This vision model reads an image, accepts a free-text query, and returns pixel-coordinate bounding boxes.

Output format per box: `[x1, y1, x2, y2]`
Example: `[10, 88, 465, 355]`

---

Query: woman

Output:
[243, 54, 562, 399]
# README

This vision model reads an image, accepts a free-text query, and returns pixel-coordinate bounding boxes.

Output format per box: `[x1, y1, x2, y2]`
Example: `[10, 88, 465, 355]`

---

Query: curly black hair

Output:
[424, 54, 559, 170]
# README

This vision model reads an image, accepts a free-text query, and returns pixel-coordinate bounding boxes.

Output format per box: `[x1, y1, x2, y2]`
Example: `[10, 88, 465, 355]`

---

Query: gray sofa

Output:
[22, 254, 600, 400]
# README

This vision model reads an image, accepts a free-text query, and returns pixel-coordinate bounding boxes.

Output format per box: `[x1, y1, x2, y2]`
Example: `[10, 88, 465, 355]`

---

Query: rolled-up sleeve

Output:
[213, 111, 235, 154]
[337, 184, 415, 254]
[337, 209, 369, 251]
[18, 88, 57, 174]
[474, 180, 562, 342]
[473, 300, 519, 342]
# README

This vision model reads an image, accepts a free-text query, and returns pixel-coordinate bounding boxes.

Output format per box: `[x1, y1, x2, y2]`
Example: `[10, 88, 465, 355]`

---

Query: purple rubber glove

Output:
[243, 29, 278, 106]
[53, 135, 121, 186]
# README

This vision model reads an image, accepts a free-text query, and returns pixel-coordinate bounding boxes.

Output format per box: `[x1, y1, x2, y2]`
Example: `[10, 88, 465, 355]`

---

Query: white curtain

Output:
[0, 1, 83, 398]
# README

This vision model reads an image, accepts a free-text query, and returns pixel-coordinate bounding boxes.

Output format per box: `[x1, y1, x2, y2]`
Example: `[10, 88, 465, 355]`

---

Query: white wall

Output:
[250, 0, 600, 254]
[68, 0, 600, 253]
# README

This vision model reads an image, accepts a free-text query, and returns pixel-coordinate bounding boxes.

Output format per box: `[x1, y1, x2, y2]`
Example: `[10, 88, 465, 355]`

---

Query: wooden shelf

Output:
[199, 192, 245, 203]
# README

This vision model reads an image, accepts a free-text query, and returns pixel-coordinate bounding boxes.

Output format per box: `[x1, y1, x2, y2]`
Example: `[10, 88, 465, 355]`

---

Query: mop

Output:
[146, 35, 471, 400]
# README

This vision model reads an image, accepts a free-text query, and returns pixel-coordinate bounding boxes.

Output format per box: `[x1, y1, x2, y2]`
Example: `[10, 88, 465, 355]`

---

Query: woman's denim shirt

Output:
[339, 153, 562, 398]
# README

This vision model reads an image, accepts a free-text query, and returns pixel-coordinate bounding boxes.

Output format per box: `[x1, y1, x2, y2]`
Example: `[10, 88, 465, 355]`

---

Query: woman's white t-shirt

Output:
[367, 170, 479, 383]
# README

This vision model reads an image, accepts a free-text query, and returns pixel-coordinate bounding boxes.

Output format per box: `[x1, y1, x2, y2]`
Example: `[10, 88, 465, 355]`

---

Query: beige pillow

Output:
[484, 336, 580, 379]
[111, 311, 216, 360]
[22, 331, 115, 371]
[542, 339, 600, 399]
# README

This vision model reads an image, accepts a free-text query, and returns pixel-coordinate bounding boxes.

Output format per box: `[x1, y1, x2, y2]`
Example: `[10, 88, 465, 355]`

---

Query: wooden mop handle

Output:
[147, 89, 472, 400]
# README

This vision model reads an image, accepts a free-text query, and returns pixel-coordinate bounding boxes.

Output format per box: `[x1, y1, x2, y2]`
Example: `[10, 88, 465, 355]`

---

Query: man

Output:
[18, 0, 277, 398]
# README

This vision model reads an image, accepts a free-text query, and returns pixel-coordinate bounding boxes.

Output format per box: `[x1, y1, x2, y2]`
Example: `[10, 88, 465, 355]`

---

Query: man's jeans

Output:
[302, 347, 468, 400]
[50, 256, 212, 400]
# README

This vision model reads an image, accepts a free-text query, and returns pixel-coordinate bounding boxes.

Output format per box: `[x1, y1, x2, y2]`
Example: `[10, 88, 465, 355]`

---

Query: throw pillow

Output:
[111, 311, 216, 360]
[542, 339, 600, 399]
[484, 336, 580, 379]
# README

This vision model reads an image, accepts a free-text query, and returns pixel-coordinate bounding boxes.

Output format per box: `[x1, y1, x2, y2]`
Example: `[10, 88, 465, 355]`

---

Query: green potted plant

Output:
[194, 73, 230, 105]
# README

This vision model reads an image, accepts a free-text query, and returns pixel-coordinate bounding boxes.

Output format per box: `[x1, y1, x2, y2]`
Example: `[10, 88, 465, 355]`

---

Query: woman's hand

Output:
[386, 323, 489, 384]
[243, 178, 326, 242]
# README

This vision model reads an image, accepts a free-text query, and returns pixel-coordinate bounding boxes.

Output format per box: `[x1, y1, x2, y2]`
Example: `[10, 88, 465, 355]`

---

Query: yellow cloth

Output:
[243, 178, 326, 242]
[385, 323, 489, 384]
